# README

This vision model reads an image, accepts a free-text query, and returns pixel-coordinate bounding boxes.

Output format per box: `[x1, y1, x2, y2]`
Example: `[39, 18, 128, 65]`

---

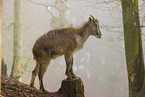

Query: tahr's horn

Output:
[90, 15, 95, 20]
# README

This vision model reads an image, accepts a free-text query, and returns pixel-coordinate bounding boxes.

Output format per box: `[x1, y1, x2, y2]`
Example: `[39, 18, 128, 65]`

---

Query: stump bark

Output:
[58, 77, 85, 97]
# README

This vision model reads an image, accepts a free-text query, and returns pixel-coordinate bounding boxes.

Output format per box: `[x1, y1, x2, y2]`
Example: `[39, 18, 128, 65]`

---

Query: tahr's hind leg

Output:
[38, 60, 50, 92]
[30, 61, 40, 87]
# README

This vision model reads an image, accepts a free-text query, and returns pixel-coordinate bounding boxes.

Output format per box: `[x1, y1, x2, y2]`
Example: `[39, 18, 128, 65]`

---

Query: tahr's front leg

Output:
[65, 54, 76, 78]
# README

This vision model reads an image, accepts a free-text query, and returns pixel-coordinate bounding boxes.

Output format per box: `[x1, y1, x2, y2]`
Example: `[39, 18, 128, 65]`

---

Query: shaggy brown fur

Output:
[30, 15, 102, 92]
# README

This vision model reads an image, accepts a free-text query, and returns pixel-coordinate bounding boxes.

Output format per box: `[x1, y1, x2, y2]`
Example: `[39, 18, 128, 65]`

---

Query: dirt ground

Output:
[1, 75, 63, 97]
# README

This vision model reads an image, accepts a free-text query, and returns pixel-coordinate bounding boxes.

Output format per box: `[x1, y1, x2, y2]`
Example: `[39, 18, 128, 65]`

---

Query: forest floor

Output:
[1, 75, 63, 97]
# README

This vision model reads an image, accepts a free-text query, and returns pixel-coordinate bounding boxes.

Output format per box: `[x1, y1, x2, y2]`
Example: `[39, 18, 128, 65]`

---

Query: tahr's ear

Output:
[88, 17, 92, 23]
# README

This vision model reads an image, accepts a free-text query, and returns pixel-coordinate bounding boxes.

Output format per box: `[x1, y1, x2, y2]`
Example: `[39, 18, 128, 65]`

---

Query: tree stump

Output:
[58, 77, 85, 97]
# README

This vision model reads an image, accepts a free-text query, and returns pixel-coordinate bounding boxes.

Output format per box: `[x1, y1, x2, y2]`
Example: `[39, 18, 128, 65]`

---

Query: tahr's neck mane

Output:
[75, 22, 90, 43]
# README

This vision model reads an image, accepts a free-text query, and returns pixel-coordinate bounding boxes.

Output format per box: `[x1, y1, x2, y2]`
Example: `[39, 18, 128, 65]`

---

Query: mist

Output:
[2, 0, 145, 97]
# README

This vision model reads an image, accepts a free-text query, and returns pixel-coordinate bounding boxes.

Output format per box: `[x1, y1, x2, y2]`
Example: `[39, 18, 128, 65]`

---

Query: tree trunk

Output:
[0, 0, 3, 95]
[1, 59, 7, 76]
[10, 0, 22, 81]
[136, 68, 145, 97]
[121, 0, 144, 97]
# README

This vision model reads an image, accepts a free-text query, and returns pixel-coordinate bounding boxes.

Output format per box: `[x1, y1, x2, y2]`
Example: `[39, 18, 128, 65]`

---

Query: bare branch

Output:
[27, 0, 56, 18]
[28, 0, 48, 7]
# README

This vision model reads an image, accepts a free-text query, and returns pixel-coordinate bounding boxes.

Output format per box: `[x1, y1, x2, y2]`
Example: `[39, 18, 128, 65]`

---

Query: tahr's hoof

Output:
[66, 75, 77, 80]
[66, 72, 77, 80]
[41, 89, 49, 94]
[29, 84, 34, 88]
[72, 74, 76, 78]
